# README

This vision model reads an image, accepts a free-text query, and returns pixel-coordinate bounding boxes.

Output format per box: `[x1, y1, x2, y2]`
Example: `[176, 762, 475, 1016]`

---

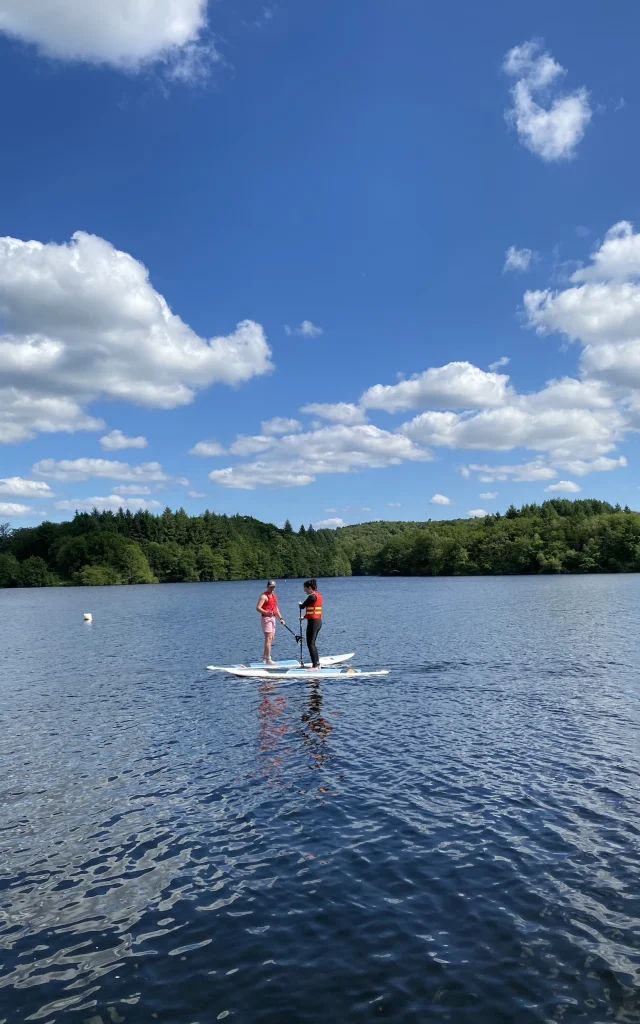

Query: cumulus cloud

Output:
[261, 417, 302, 436]
[468, 509, 488, 519]
[0, 391, 104, 445]
[116, 484, 152, 495]
[554, 455, 627, 476]
[0, 477, 53, 498]
[229, 435, 275, 456]
[33, 458, 169, 483]
[525, 222, 640, 401]
[0, 0, 217, 78]
[209, 424, 431, 489]
[429, 493, 452, 505]
[489, 356, 510, 372]
[0, 232, 272, 443]
[361, 362, 512, 414]
[462, 461, 558, 483]
[0, 502, 34, 517]
[188, 490, 207, 498]
[55, 495, 163, 513]
[503, 247, 533, 273]
[209, 463, 315, 490]
[285, 321, 323, 337]
[401, 402, 623, 458]
[544, 480, 582, 494]
[503, 40, 592, 162]
[188, 440, 225, 457]
[388, 502, 401, 508]
[313, 518, 344, 529]
[479, 491, 498, 500]
[300, 402, 367, 425]
[100, 429, 148, 451]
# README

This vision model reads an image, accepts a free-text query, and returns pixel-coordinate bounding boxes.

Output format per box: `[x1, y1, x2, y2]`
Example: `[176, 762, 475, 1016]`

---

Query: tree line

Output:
[0, 499, 639, 588]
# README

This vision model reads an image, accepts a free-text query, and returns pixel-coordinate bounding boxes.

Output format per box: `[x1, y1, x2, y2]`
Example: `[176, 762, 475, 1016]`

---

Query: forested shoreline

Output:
[1, 499, 639, 588]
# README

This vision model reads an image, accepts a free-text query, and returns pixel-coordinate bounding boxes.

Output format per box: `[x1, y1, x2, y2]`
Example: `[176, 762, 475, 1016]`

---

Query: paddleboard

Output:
[223, 667, 389, 679]
[207, 653, 354, 672]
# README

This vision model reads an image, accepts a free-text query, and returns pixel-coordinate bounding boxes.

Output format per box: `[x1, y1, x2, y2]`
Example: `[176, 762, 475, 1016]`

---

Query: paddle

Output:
[281, 618, 304, 665]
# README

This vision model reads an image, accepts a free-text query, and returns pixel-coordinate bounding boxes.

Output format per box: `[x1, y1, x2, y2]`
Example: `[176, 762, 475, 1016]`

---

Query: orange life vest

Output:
[305, 591, 323, 620]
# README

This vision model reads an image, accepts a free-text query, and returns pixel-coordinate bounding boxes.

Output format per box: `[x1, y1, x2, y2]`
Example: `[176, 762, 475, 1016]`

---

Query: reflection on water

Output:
[1, 575, 640, 1023]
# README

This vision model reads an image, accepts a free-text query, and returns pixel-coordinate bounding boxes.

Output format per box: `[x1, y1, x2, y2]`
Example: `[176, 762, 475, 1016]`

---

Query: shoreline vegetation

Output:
[0, 499, 639, 589]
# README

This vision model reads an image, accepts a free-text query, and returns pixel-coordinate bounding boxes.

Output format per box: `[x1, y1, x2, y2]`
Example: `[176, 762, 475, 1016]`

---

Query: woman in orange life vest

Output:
[256, 580, 285, 665]
[298, 579, 323, 670]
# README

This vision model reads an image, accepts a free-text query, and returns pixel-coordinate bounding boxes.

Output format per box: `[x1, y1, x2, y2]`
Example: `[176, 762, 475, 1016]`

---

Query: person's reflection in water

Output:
[258, 681, 289, 781]
[299, 682, 335, 782]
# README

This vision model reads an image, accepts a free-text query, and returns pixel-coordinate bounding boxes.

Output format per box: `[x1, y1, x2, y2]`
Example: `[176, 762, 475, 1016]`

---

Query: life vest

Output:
[305, 591, 323, 620]
[262, 591, 278, 615]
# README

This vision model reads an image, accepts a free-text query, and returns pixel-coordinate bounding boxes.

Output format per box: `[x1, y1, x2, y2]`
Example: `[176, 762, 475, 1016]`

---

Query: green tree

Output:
[74, 564, 121, 586]
[19, 557, 59, 588]
[0, 553, 20, 587]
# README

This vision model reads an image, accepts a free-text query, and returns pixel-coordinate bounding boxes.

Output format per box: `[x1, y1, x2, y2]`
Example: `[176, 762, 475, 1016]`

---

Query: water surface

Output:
[1, 576, 639, 1023]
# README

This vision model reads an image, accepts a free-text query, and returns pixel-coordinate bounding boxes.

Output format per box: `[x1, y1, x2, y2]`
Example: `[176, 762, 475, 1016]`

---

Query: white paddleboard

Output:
[207, 653, 354, 672]
[223, 667, 389, 680]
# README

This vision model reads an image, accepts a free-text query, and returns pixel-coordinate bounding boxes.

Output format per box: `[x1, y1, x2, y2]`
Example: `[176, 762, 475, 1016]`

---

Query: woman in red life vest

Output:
[299, 579, 323, 670]
[256, 580, 285, 664]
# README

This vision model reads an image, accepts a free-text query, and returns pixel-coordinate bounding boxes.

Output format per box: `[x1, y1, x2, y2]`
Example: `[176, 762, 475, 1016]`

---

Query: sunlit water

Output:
[1, 575, 639, 1023]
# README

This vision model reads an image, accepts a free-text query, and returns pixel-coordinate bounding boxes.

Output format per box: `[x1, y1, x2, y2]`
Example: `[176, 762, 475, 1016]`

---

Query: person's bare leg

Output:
[264, 631, 276, 664]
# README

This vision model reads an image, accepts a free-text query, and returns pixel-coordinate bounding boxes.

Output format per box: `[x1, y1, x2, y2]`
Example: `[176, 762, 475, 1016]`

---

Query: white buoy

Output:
[84, 613, 92, 622]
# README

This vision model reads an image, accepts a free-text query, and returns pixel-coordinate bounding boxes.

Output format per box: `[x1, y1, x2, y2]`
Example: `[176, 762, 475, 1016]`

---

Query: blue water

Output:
[1, 575, 639, 1023]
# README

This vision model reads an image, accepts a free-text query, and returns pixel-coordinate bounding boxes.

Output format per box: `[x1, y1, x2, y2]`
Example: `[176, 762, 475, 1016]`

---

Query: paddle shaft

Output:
[282, 617, 305, 668]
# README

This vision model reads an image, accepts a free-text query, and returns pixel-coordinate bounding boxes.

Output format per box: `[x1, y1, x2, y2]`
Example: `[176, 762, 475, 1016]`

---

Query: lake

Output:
[1, 575, 639, 1024]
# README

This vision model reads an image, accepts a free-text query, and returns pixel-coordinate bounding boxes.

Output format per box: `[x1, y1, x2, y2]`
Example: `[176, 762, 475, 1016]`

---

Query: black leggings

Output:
[306, 620, 322, 668]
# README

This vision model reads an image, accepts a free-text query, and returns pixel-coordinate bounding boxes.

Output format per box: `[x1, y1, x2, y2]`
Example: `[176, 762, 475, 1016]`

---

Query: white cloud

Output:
[55, 494, 163, 513]
[0, 502, 34, 517]
[116, 484, 152, 495]
[571, 221, 640, 283]
[468, 509, 488, 519]
[0, 0, 217, 77]
[209, 423, 431, 489]
[0, 391, 104, 445]
[261, 417, 302, 436]
[402, 403, 623, 458]
[100, 429, 148, 451]
[210, 463, 315, 490]
[554, 455, 627, 476]
[188, 490, 207, 498]
[285, 320, 323, 337]
[489, 356, 510, 371]
[388, 502, 401, 508]
[361, 361, 512, 414]
[188, 440, 225, 457]
[0, 232, 272, 443]
[0, 477, 53, 498]
[313, 518, 344, 529]
[462, 461, 558, 483]
[230, 435, 275, 456]
[544, 480, 582, 494]
[503, 40, 592, 162]
[33, 458, 169, 483]
[300, 402, 367, 425]
[479, 491, 498, 500]
[526, 221, 640, 398]
[429, 493, 452, 505]
[503, 247, 533, 273]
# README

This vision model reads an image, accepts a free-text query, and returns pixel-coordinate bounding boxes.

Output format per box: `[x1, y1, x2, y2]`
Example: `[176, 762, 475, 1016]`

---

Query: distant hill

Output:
[0, 499, 638, 587]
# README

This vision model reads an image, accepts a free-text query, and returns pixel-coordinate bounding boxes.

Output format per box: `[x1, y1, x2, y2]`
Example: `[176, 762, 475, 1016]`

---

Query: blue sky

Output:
[1, 0, 639, 529]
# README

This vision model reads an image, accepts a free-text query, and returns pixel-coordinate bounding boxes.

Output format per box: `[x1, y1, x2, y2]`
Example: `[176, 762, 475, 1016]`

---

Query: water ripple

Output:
[1, 577, 640, 1023]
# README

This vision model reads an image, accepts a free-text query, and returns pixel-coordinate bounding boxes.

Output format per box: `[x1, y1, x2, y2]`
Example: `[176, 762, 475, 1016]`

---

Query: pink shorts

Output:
[261, 614, 277, 634]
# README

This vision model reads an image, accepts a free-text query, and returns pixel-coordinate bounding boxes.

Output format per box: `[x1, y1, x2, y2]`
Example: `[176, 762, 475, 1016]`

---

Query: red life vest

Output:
[262, 591, 278, 615]
[305, 591, 323, 620]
